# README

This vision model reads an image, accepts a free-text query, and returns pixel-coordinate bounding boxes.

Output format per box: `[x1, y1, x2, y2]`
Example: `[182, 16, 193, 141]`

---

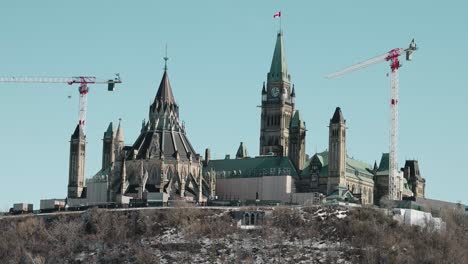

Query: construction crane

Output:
[0, 74, 121, 132]
[326, 40, 417, 200]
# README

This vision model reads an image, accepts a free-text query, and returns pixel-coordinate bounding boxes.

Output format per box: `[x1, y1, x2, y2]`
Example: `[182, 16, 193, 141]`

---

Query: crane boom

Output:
[0, 74, 122, 132]
[0, 76, 120, 84]
[326, 52, 390, 79]
[326, 39, 417, 201]
[325, 46, 417, 79]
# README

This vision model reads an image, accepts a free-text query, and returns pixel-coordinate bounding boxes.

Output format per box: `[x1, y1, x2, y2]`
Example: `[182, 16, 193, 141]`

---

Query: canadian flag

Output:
[273, 11, 281, 18]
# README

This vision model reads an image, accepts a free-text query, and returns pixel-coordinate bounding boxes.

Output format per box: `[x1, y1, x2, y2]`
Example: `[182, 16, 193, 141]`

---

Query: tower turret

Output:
[327, 107, 347, 194]
[261, 82, 267, 102]
[102, 122, 115, 170]
[68, 124, 86, 198]
[260, 32, 294, 156]
[115, 119, 124, 158]
[289, 110, 306, 170]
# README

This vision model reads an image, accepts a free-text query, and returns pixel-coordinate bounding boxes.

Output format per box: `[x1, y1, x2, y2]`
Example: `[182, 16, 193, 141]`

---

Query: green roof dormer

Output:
[268, 32, 290, 83]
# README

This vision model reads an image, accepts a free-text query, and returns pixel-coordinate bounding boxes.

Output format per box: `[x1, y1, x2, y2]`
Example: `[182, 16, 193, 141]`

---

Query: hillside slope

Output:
[0, 206, 467, 264]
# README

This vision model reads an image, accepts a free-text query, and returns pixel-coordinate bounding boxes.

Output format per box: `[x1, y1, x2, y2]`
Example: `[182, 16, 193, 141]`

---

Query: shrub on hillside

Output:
[334, 207, 468, 264]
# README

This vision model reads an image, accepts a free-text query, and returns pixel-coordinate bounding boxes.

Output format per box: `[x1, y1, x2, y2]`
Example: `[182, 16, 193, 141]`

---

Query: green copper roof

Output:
[317, 152, 329, 166]
[290, 110, 305, 128]
[88, 163, 112, 183]
[301, 151, 328, 176]
[205, 156, 298, 178]
[331, 107, 345, 124]
[347, 158, 373, 177]
[268, 32, 289, 82]
[71, 124, 85, 139]
[301, 150, 374, 184]
[402, 177, 414, 197]
[326, 186, 359, 203]
[104, 122, 113, 138]
[377, 153, 389, 172]
[235, 142, 248, 159]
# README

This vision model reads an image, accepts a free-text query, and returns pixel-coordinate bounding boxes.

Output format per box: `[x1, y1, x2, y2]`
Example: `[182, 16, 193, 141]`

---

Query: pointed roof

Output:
[127, 59, 199, 163]
[261, 82, 267, 94]
[268, 32, 289, 82]
[377, 153, 390, 172]
[149, 66, 180, 125]
[155, 70, 175, 104]
[403, 160, 424, 181]
[71, 124, 85, 139]
[236, 142, 248, 159]
[104, 122, 113, 139]
[291, 85, 296, 97]
[331, 107, 345, 124]
[115, 120, 124, 142]
[290, 110, 305, 128]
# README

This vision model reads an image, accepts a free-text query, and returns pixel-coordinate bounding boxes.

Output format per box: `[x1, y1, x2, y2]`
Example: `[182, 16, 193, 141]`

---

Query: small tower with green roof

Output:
[289, 110, 306, 170]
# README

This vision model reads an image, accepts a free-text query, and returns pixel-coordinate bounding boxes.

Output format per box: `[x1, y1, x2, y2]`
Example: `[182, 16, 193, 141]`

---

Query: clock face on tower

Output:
[270, 87, 280, 97]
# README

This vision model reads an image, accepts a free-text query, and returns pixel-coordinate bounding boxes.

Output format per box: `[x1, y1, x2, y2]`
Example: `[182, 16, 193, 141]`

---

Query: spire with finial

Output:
[268, 30, 289, 82]
[151, 45, 176, 109]
[163, 44, 169, 71]
[115, 118, 124, 143]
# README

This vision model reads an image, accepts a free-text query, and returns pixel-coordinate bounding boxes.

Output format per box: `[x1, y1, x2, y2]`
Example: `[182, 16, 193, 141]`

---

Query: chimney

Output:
[225, 154, 230, 160]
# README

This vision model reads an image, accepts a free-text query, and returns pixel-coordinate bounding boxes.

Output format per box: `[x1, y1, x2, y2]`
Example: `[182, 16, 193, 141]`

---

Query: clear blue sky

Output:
[0, 0, 466, 210]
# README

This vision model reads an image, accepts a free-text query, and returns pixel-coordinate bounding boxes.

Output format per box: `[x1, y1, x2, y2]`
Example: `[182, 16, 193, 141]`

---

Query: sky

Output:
[0, 0, 466, 210]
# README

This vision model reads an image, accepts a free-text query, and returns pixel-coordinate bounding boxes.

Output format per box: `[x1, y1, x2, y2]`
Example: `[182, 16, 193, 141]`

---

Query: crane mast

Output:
[326, 40, 417, 200]
[389, 63, 399, 200]
[0, 74, 121, 132]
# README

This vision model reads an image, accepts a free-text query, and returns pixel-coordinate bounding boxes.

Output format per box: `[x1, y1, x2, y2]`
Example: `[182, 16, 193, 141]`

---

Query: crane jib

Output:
[0, 74, 121, 134]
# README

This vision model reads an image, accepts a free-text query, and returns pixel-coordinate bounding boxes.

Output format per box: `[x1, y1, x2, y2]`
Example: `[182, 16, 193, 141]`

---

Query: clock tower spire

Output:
[260, 31, 295, 156]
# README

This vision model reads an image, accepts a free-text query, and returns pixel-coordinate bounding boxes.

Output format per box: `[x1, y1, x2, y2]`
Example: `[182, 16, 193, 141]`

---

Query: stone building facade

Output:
[67, 61, 214, 204]
[297, 108, 375, 205]
[107, 65, 213, 203]
[374, 154, 420, 204]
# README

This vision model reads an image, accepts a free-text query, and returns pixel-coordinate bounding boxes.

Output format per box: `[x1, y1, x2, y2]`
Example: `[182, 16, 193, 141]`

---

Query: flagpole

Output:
[280, 15, 282, 33]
